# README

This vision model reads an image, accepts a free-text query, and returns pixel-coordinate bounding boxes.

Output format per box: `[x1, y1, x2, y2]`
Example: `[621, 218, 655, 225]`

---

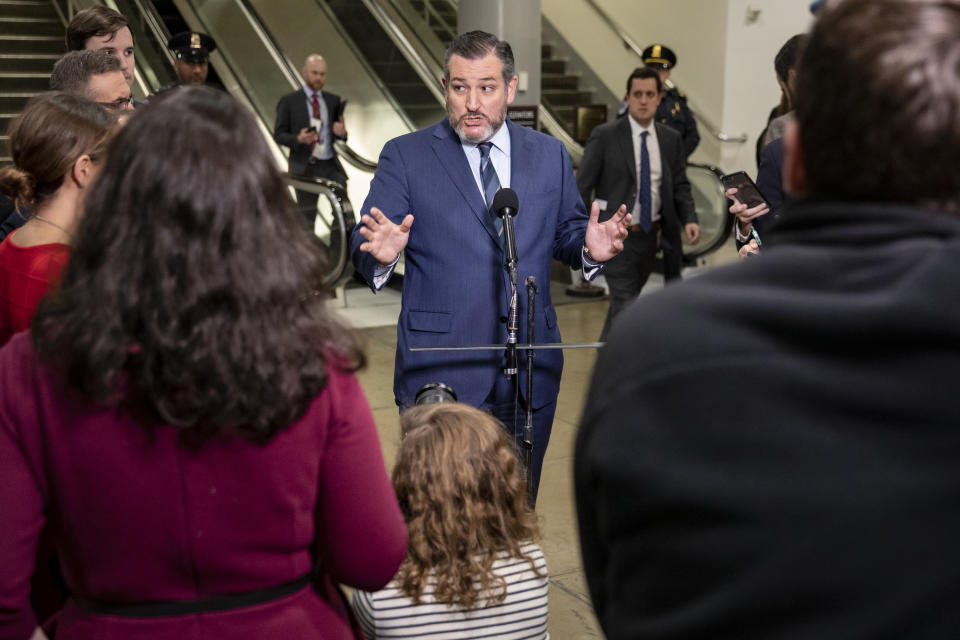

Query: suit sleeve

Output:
[330, 95, 347, 142]
[349, 139, 411, 291]
[554, 140, 590, 268]
[670, 134, 697, 225]
[273, 94, 298, 150]
[576, 127, 605, 212]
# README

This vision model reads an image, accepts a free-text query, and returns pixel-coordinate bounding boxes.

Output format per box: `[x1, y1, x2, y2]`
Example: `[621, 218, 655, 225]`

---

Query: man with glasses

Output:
[50, 50, 134, 113]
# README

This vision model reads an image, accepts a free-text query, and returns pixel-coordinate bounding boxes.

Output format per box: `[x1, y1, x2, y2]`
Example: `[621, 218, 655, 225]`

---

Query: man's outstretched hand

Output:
[584, 202, 630, 262]
[357, 207, 414, 265]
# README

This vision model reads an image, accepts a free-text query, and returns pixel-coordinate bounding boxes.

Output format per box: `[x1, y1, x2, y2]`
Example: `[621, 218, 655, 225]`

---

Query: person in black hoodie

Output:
[576, 1, 960, 638]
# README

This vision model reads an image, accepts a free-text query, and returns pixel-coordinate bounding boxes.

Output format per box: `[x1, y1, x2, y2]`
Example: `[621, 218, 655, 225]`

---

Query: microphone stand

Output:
[502, 210, 519, 379]
[523, 276, 538, 505]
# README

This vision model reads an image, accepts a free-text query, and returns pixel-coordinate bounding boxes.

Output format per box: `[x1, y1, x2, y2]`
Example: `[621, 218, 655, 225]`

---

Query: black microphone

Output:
[492, 188, 519, 266]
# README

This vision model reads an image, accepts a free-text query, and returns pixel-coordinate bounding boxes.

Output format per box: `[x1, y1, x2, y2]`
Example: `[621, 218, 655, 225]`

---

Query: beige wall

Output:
[542, 0, 813, 173]
[720, 0, 813, 173]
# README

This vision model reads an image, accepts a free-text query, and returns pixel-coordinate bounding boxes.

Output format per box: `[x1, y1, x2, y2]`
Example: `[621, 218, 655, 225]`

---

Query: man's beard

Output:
[447, 101, 507, 144]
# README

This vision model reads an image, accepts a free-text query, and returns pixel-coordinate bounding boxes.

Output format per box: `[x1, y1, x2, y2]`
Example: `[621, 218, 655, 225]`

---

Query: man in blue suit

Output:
[350, 31, 629, 500]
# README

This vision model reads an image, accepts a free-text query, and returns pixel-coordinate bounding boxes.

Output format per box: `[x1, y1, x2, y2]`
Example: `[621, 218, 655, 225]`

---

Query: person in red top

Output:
[0, 92, 116, 346]
[0, 86, 407, 640]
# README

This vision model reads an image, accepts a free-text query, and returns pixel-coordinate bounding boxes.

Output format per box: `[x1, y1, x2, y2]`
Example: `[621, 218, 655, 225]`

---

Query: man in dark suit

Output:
[349, 31, 628, 501]
[577, 1, 960, 637]
[274, 54, 348, 231]
[578, 66, 699, 340]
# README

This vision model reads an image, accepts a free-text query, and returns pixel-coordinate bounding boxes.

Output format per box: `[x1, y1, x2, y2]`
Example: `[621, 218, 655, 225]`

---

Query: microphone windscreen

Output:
[492, 188, 519, 217]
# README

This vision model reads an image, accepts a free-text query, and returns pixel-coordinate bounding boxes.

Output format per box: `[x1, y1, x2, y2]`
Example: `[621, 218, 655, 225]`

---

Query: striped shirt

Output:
[352, 542, 549, 639]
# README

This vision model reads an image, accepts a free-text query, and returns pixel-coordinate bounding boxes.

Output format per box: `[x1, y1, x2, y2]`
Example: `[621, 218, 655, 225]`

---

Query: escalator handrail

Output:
[580, 0, 748, 145]
[123, 0, 178, 78]
[286, 174, 356, 288]
[360, 0, 444, 105]
[683, 161, 733, 259]
[334, 140, 377, 172]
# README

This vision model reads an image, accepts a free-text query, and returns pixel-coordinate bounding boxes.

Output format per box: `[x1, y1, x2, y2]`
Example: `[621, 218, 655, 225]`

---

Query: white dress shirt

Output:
[303, 86, 332, 160]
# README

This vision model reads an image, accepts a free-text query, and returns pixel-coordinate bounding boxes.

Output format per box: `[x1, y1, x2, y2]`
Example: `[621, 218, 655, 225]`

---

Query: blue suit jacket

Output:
[350, 119, 589, 409]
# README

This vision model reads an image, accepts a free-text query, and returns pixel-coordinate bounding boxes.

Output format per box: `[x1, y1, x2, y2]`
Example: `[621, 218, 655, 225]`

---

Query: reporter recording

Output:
[0, 86, 406, 640]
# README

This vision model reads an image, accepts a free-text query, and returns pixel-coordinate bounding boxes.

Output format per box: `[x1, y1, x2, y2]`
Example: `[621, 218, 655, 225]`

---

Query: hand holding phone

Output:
[721, 171, 769, 209]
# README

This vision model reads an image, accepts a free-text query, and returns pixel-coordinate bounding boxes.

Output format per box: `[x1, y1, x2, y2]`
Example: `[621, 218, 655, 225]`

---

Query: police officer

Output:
[642, 44, 700, 158]
[156, 31, 217, 93]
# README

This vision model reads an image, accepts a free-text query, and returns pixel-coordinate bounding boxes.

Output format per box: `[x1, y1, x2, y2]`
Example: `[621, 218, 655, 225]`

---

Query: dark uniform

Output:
[642, 44, 700, 159]
[154, 31, 216, 95]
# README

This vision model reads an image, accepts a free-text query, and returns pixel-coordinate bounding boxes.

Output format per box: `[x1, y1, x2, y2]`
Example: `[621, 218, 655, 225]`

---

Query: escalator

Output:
[49, 0, 361, 288]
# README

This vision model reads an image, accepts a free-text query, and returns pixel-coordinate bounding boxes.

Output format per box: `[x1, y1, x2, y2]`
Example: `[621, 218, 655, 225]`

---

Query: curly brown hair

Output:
[32, 87, 363, 443]
[392, 403, 542, 608]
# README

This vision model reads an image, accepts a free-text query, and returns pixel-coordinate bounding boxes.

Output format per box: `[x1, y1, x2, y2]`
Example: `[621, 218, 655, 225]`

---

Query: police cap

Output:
[167, 31, 216, 63]
[642, 44, 677, 70]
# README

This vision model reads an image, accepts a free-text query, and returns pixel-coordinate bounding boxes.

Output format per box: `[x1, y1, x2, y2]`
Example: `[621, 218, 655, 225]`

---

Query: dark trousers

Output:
[600, 224, 660, 341]
[294, 158, 346, 232]
[482, 372, 556, 506]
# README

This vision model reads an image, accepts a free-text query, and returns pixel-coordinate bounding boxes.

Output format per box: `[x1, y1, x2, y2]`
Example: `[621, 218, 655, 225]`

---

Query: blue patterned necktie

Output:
[639, 130, 652, 232]
[477, 141, 502, 235]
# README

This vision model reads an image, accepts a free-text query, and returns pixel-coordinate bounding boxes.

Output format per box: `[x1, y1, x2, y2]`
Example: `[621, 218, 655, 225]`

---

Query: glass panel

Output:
[185, 0, 293, 129]
[684, 164, 731, 256]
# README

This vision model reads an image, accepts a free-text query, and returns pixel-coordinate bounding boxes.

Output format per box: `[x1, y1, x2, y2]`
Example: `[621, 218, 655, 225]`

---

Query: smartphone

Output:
[721, 171, 769, 209]
[306, 126, 317, 133]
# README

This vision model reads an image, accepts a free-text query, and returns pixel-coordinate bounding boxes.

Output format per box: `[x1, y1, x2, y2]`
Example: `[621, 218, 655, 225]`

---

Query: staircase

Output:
[540, 42, 594, 138]
[407, 0, 456, 43]
[0, 0, 63, 166]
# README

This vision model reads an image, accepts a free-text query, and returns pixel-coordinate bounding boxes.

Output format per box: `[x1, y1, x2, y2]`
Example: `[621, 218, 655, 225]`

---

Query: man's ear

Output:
[71, 154, 94, 189]
[506, 74, 518, 105]
[783, 119, 808, 197]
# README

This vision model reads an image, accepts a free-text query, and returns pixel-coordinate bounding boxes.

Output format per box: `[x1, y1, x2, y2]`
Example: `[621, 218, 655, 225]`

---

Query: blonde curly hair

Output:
[393, 402, 542, 608]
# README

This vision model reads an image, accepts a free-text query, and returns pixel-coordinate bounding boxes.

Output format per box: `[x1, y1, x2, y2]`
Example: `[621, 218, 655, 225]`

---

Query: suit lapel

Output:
[617, 117, 636, 186]
[507, 120, 532, 224]
[323, 92, 338, 121]
[295, 88, 310, 128]
[432, 121, 501, 246]
[655, 123, 673, 184]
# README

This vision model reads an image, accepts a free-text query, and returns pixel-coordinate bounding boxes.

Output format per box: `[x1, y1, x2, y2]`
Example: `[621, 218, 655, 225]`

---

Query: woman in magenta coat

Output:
[0, 86, 407, 640]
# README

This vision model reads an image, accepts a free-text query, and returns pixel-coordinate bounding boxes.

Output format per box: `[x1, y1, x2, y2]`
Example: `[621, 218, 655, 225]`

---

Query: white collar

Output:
[628, 114, 656, 138]
[460, 120, 512, 156]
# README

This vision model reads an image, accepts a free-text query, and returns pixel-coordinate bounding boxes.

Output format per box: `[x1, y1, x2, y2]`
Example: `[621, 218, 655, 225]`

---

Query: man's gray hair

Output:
[443, 30, 515, 87]
[50, 50, 122, 98]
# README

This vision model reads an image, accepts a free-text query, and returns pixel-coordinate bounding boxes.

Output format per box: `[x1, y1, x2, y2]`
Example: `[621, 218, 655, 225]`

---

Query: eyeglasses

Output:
[98, 95, 134, 111]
